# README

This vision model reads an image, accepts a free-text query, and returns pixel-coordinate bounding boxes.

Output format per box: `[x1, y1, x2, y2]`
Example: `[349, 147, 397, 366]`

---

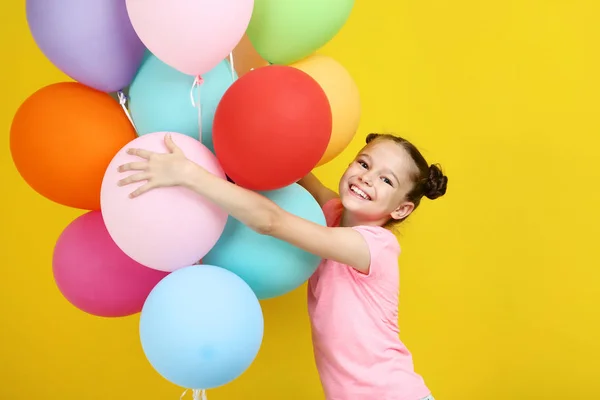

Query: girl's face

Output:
[338, 140, 417, 226]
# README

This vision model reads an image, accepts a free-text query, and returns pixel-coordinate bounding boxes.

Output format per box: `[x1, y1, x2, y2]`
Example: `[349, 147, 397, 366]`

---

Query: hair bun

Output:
[424, 164, 448, 200]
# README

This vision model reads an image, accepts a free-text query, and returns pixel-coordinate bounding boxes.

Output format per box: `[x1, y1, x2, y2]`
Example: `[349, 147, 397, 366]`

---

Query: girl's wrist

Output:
[180, 160, 205, 188]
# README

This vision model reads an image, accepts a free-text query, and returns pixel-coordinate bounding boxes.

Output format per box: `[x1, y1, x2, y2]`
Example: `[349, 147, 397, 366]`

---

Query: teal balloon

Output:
[203, 184, 326, 299]
[128, 52, 236, 152]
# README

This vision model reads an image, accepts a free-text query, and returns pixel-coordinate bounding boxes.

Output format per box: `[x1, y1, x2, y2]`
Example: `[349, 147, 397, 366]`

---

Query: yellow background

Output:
[1, 1, 599, 399]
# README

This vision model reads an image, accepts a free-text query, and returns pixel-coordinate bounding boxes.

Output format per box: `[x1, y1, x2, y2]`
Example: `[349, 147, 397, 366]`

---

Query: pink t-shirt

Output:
[307, 198, 431, 400]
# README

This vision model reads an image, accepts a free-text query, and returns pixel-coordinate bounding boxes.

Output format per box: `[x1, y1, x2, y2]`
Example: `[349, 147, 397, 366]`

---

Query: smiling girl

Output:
[117, 132, 448, 400]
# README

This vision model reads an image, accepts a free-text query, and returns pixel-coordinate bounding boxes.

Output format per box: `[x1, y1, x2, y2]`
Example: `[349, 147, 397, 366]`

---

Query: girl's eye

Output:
[381, 177, 393, 186]
[358, 161, 368, 169]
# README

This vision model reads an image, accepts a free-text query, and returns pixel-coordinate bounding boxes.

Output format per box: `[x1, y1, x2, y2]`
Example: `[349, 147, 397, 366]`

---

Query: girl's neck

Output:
[340, 209, 357, 227]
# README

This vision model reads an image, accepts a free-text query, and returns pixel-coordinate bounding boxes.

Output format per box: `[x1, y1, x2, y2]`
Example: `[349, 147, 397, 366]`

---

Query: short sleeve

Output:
[350, 225, 400, 278]
[321, 197, 343, 227]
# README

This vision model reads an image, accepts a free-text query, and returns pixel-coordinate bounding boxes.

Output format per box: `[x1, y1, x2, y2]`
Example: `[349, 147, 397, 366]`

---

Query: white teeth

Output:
[351, 185, 370, 200]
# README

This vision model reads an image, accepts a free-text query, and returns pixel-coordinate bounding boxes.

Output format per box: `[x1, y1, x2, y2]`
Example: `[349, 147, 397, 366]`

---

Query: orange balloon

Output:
[231, 34, 269, 77]
[290, 54, 361, 166]
[10, 82, 137, 210]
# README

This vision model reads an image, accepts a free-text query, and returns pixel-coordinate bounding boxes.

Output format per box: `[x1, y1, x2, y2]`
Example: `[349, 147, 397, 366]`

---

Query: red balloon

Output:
[213, 65, 332, 190]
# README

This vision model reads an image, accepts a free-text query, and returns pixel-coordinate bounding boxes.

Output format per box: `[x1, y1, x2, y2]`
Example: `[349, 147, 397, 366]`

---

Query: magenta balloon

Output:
[26, 0, 145, 92]
[52, 211, 168, 317]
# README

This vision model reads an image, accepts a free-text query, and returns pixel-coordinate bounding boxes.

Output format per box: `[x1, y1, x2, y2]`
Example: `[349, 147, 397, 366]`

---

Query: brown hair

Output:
[365, 133, 448, 223]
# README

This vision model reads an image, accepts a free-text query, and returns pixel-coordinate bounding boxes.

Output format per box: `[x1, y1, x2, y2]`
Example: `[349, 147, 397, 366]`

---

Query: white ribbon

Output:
[189, 76, 204, 145]
[117, 90, 137, 131]
[180, 389, 207, 400]
[189, 52, 235, 146]
[228, 52, 236, 82]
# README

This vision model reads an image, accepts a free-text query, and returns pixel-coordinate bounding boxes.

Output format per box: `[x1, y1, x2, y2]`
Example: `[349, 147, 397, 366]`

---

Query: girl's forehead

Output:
[363, 141, 413, 167]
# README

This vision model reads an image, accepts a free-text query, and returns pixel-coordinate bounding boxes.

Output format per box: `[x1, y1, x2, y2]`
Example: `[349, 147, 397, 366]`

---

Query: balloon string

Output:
[228, 52, 236, 82]
[117, 90, 137, 132]
[180, 389, 207, 400]
[189, 76, 203, 107]
[190, 76, 204, 145]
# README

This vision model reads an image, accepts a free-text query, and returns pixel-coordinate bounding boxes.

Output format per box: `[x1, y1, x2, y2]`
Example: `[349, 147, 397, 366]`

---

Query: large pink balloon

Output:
[125, 0, 254, 76]
[53, 211, 168, 317]
[100, 132, 228, 272]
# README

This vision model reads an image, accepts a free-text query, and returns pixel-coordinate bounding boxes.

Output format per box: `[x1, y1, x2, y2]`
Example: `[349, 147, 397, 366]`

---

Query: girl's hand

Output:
[117, 133, 194, 198]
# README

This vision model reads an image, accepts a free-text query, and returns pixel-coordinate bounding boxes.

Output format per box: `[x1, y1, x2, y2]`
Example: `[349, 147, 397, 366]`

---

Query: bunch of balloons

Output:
[10, 0, 359, 397]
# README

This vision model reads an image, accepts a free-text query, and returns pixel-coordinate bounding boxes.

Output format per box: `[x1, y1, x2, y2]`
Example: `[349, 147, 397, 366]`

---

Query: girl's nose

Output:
[359, 173, 373, 186]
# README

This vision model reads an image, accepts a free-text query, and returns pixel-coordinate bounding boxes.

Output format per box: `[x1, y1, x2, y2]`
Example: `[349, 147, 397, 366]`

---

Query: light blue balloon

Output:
[139, 265, 264, 389]
[128, 52, 236, 153]
[203, 184, 326, 300]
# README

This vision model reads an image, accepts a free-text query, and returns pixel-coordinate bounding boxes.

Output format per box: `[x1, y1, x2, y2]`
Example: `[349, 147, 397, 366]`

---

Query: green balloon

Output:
[246, 0, 355, 65]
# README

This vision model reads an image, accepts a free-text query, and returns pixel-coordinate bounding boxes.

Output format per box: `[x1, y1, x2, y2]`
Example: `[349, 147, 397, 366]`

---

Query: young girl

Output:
[117, 132, 448, 400]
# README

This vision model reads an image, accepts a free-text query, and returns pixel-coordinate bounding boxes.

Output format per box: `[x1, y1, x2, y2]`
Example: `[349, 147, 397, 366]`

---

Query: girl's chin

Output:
[341, 196, 390, 219]
[341, 196, 375, 214]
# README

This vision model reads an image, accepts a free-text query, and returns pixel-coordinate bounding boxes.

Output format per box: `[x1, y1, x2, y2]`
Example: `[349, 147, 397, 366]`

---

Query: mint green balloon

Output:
[246, 0, 355, 65]
[128, 51, 236, 153]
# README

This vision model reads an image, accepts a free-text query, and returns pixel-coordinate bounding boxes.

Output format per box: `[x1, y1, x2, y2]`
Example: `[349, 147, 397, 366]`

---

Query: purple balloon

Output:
[26, 0, 145, 92]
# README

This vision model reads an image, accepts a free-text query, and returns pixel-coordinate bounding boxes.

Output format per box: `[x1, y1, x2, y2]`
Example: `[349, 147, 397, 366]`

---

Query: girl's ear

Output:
[390, 201, 414, 221]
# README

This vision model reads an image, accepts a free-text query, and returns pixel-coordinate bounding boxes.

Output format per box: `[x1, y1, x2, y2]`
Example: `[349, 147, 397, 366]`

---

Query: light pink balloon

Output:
[125, 0, 254, 76]
[53, 211, 169, 317]
[100, 132, 228, 272]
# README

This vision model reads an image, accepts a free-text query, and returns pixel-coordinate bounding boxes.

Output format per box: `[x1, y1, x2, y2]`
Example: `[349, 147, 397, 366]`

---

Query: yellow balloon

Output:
[290, 54, 361, 166]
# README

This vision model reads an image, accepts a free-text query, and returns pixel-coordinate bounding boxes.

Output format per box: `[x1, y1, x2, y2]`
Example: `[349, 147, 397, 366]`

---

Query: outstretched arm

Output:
[182, 164, 370, 273]
[297, 173, 338, 206]
[117, 134, 371, 274]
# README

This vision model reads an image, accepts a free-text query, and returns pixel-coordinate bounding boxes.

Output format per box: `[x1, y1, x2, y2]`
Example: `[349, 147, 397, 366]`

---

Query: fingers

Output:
[164, 133, 182, 153]
[129, 182, 155, 198]
[126, 148, 154, 159]
[116, 171, 155, 198]
[118, 161, 148, 172]
[117, 172, 150, 187]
